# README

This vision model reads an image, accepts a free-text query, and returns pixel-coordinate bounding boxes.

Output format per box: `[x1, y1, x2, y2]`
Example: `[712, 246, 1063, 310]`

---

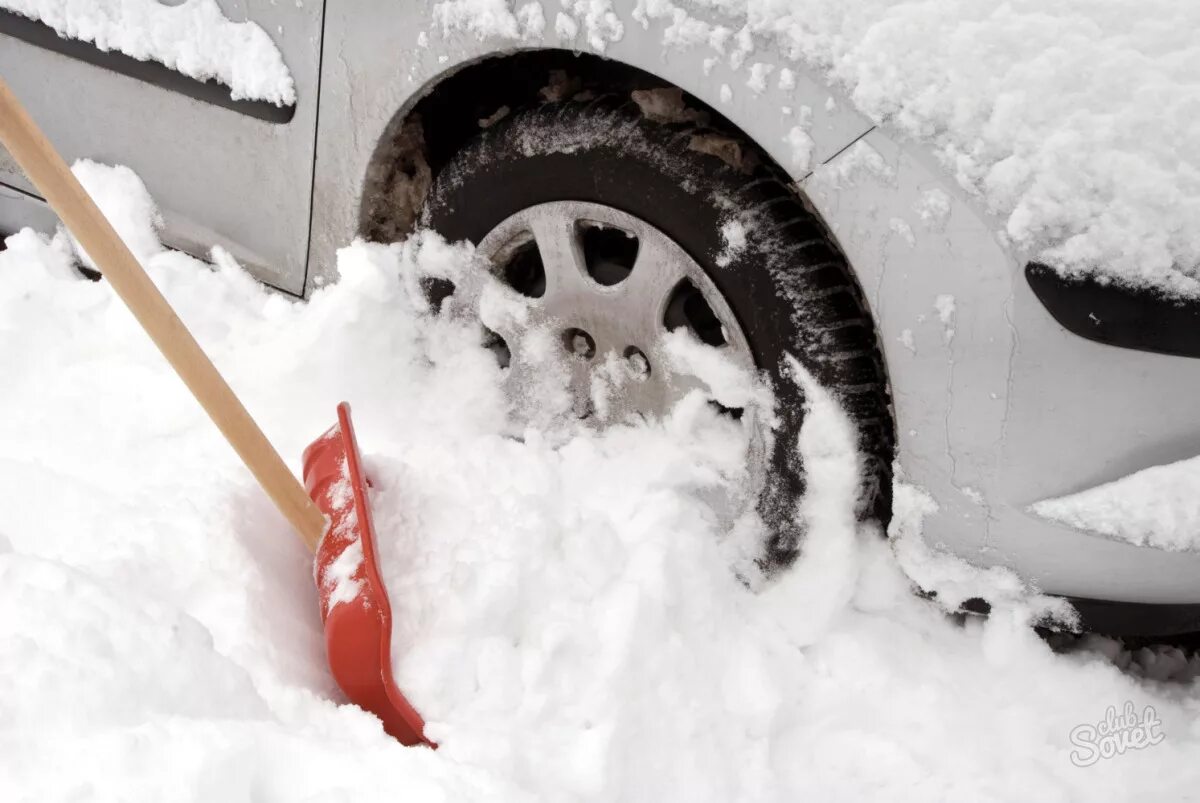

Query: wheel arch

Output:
[360, 49, 793, 243]
[357, 48, 898, 528]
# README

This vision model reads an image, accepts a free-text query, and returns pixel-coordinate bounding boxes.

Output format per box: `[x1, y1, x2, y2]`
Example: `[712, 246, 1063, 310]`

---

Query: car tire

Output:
[419, 97, 893, 569]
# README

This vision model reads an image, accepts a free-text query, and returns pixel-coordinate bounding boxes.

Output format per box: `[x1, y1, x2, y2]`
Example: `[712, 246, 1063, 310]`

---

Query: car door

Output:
[0, 0, 323, 295]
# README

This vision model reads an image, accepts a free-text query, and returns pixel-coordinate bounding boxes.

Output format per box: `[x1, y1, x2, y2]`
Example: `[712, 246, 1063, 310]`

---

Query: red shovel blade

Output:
[301, 402, 432, 746]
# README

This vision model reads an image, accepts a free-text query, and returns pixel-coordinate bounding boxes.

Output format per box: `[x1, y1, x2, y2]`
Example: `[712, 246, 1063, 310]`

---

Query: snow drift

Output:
[1, 164, 1199, 800]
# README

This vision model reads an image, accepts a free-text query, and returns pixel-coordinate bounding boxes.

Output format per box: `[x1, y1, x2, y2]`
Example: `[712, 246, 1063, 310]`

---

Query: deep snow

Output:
[1, 164, 1199, 800]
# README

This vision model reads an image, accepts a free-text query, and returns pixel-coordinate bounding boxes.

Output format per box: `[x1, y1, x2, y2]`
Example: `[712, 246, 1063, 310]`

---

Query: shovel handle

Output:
[0, 77, 325, 552]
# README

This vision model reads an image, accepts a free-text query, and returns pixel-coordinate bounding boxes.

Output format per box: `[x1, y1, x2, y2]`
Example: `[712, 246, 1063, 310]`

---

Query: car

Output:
[2, 0, 1198, 636]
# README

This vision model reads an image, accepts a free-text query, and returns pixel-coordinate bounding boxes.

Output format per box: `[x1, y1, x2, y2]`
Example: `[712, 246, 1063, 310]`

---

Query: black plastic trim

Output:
[1062, 596, 1200, 638]
[965, 595, 1200, 637]
[1026, 261, 1200, 359]
[0, 9, 295, 124]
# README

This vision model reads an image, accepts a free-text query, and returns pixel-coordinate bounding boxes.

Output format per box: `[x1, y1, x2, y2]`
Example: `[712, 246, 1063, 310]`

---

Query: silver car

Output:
[3, 1, 1197, 634]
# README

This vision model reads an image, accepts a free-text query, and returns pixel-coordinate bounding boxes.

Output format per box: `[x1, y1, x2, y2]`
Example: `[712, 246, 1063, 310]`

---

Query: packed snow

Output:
[1032, 456, 1200, 553]
[0, 0, 295, 106]
[2, 163, 1199, 800]
[435, 0, 1200, 295]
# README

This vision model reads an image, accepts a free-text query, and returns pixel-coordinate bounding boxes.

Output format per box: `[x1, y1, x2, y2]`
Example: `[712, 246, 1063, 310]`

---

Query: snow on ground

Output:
[438, 0, 1200, 295]
[1032, 456, 1200, 553]
[2, 167, 1200, 800]
[0, 0, 295, 106]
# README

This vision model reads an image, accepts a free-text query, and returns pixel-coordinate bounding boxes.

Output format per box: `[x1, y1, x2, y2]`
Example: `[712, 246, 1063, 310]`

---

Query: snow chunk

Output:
[65, 159, 162, 270]
[889, 481, 1073, 626]
[554, 10, 578, 40]
[757, 357, 864, 646]
[324, 538, 365, 610]
[716, 218, 748, 267]
[434, 0, 546, 40]
[1031, 456, 1200, 552]
[784, 108, 815, 172]
[438, 0, 609, 47]
[0, 228, 77, 282]
[889, 217, 915, 247]
[662, 329, 773, 414]
[915, 188, 952, 231]
[563, 0, 623, 51]
[745, 61, 774, 94]
[934, 294, 956, 343]
[0, 0, 295, 105]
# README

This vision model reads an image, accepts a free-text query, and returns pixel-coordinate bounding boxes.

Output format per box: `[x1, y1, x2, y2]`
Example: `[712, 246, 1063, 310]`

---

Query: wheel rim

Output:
[439, 200, 772, 521]
[471, 201, 758, 421]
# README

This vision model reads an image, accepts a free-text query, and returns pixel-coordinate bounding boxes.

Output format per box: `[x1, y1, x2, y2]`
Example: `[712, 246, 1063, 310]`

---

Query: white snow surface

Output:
[0, 0, 295, 105]
[1032, 456, 1200, 553]
[437, 0, 1200, 294]
[68, 158, 163, 269]
[2, 170, 1200, 799]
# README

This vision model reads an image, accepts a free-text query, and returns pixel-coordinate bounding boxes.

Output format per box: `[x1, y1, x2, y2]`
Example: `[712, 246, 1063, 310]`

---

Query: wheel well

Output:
[359, 49, 898, 527]
[362, 49, 781, 244]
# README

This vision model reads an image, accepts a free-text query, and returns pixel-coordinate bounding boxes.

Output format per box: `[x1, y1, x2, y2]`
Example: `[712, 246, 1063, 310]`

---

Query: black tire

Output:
[420, 98, 893, 570]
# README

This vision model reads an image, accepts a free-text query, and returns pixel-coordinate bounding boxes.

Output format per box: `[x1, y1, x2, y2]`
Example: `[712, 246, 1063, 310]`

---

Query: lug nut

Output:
[563, 328, 596, 359]
[624, 346, 650, 379]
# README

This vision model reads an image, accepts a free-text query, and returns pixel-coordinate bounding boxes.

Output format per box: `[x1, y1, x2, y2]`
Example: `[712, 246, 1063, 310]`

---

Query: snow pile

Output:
[0, 0, 295, 106]
[70, 158, 163, 268]
[437, 0, 1200, 293]
[2, 167, 1200, 799]
[1032, 456, 1200, 552]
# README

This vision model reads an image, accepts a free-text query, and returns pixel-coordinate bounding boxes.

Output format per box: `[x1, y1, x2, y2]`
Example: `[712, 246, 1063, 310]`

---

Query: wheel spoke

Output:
[612, 233, 690, 339]
[527, 213, 592, 302]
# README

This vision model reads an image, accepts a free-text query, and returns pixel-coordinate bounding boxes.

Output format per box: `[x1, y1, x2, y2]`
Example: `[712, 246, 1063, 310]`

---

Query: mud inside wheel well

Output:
[360, 50, 770, 244]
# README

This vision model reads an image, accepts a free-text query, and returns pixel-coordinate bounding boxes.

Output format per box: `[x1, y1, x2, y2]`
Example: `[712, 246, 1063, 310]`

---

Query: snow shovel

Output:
[0, 77, 430, 746]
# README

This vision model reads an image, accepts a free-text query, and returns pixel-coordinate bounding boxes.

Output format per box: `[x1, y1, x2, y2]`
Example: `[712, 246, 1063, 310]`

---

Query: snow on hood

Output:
[436, 0, 1200, 295]
[0, 0, 296, 106]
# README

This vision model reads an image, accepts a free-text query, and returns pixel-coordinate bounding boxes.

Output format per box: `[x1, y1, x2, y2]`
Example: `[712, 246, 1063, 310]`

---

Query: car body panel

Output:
[0, 0, 323, 295]
[805, 128, 1200, 603]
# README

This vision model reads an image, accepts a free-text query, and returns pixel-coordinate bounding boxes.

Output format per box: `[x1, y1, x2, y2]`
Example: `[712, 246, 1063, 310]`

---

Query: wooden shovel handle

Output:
[0, 76, 325, 552]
